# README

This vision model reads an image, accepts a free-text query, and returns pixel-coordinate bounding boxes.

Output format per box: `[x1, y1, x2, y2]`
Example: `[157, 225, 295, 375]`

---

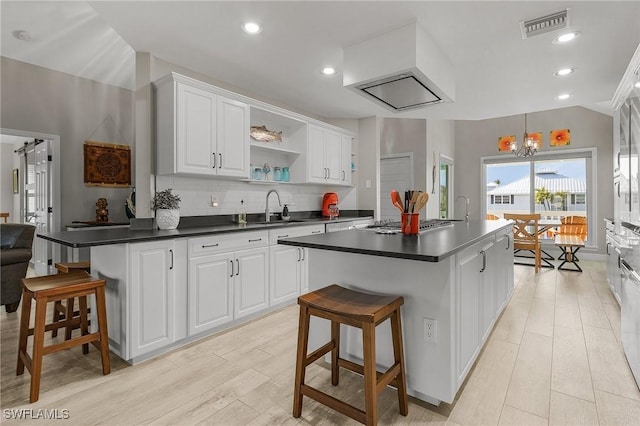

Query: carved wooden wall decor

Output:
[83, 141, 131, 187]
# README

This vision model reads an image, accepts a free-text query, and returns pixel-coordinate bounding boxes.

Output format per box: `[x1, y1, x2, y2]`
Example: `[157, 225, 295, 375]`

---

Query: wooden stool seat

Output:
[293, 284, 408, 425]
[17, 270, 110, 403]
[51, 262, 92, 338]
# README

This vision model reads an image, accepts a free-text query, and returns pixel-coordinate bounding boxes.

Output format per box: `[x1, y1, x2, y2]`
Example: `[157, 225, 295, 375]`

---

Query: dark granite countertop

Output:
[41, 211, 373, 248]
[278, 219, 512, 262]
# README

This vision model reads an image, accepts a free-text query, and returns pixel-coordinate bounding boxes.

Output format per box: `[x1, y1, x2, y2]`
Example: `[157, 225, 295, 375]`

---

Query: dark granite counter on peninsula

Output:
[278, 219, 512, 262]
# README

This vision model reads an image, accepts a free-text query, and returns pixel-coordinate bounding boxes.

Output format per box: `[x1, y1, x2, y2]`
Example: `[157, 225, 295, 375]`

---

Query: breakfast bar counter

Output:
[279, 219, 515, 405]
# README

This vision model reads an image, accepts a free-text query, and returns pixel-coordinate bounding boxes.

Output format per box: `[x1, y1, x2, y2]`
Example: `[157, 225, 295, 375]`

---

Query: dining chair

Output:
[486, 214, 499, 220]
[504, 213, 542, 273]
[558, 216, 587, 240]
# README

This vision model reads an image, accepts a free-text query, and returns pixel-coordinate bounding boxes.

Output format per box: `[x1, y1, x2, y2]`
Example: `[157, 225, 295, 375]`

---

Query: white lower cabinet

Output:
[269, 224, 324, 305]
[129, 239, 187, 359]
[187, 231, 269, 336]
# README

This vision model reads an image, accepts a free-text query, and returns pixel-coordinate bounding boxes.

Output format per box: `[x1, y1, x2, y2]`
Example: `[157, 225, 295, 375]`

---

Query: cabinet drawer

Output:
[189, 231, 268, 257]
[268, 224, 324, 245]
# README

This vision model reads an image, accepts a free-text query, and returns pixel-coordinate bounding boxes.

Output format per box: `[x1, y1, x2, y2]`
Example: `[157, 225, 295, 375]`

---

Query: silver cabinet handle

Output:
[606, 242, 610, 255]
[301, 248, 305, 261]
[230, 259, 234, 277]
[618, 254, 622, 269]
[277, 235, 289, 239]
[343, 170, 345, 181]
[219, 153, 222, 169]
[169, 249, 174, 270]
[212, 152, 216, 168]
[312, 230, 322, 234]
[248, 238, 262, 242]
[506, 236, 510, 250]
[202, 243, 219, 248]
[480, 250, 486, 273]
[236, 259, 239, 276]
[297, 248, 301, 262]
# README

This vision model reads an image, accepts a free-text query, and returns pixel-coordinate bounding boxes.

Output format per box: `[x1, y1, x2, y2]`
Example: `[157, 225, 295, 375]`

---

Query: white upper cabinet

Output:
[155, 74, 249, 178]
[307, 125, 348, 185]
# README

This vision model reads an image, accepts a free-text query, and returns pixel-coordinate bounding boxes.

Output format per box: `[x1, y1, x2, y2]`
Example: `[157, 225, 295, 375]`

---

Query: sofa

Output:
[1, 223, 35, 313]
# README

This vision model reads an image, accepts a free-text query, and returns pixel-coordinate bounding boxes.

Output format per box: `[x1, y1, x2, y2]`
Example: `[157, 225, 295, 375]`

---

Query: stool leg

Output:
[94, 286, 111, 375]
[17, 289, 31, 375]
[78, 296, 90, 355]
[331, 321, 340, 386]
[29, 297, 48, 403]
[391, 309, 409, 416]
[64, 298, 75, 341]
[362, 322, 377, 426]
[51, 301, 61, 338]
[293, 305, 310, 418]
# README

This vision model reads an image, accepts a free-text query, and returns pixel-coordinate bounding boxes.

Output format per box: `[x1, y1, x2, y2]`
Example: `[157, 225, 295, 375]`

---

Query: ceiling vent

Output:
[520, 9, 570, 39]
[343, 22, 455, 112]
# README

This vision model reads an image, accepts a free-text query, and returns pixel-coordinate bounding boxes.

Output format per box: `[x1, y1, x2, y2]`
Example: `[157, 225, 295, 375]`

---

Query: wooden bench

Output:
[555, 234, 585, 272]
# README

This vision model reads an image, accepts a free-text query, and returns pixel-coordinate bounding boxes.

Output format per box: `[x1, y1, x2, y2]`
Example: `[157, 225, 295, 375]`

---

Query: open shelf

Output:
[250, 141, 301, 156]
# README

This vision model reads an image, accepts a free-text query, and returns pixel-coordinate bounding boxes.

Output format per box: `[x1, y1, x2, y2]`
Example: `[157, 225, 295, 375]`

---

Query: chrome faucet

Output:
[456, 195, 470, 222]
[265, 189, 282, 222]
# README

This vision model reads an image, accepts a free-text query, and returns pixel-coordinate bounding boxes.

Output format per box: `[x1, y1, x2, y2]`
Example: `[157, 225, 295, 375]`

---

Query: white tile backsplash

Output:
[156, 175, 357, 217]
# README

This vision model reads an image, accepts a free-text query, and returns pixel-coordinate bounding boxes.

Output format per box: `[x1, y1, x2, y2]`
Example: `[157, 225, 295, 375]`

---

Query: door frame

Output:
[439, 154, 454, 219]
[2, 128, 61, 271]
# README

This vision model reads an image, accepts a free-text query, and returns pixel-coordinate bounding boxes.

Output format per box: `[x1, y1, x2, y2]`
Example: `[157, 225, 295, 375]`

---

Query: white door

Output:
[307, 125, 326, 183]
[216, 96, 248, 178]
[34, 140, 52, 275]
[130, 241, 175, 358]
[324, 131, 342, 183]
[176, 82, 217, 175]
[234, 247, 268, 319]
[380, 154, 414, 221]
[188, 253, 234, 335]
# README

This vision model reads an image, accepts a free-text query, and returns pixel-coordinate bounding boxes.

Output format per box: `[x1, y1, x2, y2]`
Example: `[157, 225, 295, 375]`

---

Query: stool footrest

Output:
[301, 384, 366, 424]
[305, 341, 335, 367]
[27, 318, 83, 336]
[42, 333, 100, 356]
[338, 358, 401, 390]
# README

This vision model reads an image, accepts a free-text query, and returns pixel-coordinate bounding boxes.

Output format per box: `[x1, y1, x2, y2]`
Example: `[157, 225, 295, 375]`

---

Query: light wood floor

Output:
[1, 261, 639, 425]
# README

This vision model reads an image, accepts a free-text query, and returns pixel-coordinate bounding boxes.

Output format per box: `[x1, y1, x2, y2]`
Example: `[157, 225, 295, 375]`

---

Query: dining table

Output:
[513, 218, 562, 269]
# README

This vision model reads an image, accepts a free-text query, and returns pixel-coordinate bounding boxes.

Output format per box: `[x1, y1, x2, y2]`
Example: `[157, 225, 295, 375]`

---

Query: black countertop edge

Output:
[277, 239, 440, 262]
[42, 213, 374, 248]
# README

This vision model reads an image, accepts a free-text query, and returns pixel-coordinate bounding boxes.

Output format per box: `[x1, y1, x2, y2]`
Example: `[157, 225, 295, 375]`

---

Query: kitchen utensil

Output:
[415, 192, 429, 211]
[390, 190, 404, 213]
[410, 191, 419, 213]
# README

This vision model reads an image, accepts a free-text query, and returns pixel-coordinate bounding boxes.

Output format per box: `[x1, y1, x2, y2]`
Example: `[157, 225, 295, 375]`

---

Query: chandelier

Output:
[511, 113, 539, 157]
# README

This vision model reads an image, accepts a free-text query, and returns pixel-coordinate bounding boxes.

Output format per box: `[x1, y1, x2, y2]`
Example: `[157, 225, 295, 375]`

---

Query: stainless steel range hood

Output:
[344, 22, 455, 112]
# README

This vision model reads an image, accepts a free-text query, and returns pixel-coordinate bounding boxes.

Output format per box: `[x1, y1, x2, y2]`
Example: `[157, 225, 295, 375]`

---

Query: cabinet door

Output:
[494, 231, 513, 313]
[457, 249, 482, 381]
[480, 242, 495, 343]
[324, 131, 342, 183]
[234, 247, 269, 319]
[308, 125, 326, 183]
[130, 240, 175, 358]
[176, 82, 217, 175]
[300, 248, 310, 293]
[217, 96, 249, 178]
[269, 245, 301, 305]
[188, 253, 234, 335]
[341, 135, 352, 185]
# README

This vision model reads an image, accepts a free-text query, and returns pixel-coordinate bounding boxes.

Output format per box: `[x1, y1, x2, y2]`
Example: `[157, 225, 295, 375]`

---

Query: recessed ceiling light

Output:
[242, 22, 261, 34]
[554, 68, 575, 77]
[321, 67, 336, 75]
[12, 30, 32, 42]
[555, 93, 572, 100]
[552, 31, 581, 44]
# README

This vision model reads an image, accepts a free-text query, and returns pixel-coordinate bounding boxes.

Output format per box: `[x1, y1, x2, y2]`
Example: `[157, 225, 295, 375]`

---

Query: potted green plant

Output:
[153, 188, 181, 230]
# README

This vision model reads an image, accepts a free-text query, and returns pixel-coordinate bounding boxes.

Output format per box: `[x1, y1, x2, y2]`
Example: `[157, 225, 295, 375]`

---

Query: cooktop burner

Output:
[365, 219, 454, 232]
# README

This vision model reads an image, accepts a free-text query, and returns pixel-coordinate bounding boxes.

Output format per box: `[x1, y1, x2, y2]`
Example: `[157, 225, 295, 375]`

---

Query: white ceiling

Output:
[2, 1, 639, 121]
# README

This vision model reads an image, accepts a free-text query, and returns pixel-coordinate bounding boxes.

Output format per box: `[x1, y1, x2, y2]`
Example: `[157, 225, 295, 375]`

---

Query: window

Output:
[483, 148, 594, 245]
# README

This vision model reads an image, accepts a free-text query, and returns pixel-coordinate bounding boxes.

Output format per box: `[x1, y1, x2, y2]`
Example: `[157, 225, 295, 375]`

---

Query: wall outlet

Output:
[211, 194, 219, 207]
[424, 318, 437, 343]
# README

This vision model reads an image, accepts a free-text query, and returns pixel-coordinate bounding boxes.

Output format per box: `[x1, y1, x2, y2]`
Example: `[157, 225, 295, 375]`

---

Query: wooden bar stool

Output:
[17, 271, 110, 403]
[51, 261, 91, 338]
[293, 284, 408, 425]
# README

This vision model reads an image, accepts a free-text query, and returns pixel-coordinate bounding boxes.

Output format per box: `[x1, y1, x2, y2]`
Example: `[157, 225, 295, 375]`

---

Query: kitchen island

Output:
[278, 219, 514, 405]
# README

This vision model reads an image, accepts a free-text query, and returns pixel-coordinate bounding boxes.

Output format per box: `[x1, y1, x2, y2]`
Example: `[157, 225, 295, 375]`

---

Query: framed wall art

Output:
[550, 129, 571, 146]
[498, 135, 515, 152]
[83, 141, 131, 187]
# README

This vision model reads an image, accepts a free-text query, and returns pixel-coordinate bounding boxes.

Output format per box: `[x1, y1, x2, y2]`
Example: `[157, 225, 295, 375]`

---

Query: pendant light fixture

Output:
[511, 113, 539, 157]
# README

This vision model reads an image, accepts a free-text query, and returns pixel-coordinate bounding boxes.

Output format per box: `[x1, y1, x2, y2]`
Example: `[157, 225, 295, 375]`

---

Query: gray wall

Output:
[0, 143, 14, 219]
[1, 57, 134, 227]
[455, 106, 613, 254]
[380, 118, 427, 192]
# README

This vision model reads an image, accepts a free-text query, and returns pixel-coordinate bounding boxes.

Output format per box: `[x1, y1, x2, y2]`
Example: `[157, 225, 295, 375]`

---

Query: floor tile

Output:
[548, 391, 598, 426]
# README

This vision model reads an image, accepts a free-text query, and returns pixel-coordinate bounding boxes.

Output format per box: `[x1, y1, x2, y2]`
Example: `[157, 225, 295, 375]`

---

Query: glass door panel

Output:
[486, 162, 530, 219]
